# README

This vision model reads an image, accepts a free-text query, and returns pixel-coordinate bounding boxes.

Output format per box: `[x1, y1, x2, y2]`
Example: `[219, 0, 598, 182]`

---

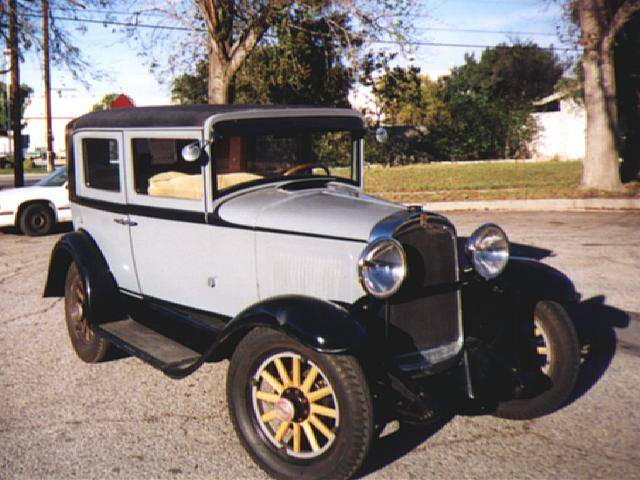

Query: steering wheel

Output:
[282, 162, 331, 177]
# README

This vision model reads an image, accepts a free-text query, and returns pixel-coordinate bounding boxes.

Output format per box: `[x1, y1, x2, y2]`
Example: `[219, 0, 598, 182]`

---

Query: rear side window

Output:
[82, 138, 120, 191]
[131, 138, 201, 200]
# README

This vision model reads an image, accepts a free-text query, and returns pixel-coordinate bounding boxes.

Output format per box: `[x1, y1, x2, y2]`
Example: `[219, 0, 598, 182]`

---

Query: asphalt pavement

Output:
[1, 211, 639, 479]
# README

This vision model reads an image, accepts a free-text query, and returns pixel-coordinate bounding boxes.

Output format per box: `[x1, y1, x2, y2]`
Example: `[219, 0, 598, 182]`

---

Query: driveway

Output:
[1, 211, 639, 479]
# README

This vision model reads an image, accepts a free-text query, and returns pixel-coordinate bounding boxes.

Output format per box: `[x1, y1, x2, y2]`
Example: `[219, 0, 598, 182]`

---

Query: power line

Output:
[36, 8, 563, 39]
[22, 12, 580, 53]
[415, 26, 558, 37]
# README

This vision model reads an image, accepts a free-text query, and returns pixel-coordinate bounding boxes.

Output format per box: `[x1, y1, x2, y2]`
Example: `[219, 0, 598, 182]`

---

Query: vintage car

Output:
[0, 166, 70, 235]
[44, 105, 580, 480]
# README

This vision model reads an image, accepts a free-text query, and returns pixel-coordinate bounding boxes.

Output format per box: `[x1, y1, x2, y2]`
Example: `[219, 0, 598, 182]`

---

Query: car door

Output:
[123, 129, 220, 310]
[73, 131, 140, 293]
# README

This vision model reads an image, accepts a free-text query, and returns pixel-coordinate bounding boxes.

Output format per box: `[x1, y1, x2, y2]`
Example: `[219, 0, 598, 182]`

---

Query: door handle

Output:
[113, 218, 138, 227]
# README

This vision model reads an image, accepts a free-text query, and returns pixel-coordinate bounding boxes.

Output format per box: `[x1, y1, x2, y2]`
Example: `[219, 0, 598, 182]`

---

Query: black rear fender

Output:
[213, 295, 366, 360]
[43, 230, 119, 324]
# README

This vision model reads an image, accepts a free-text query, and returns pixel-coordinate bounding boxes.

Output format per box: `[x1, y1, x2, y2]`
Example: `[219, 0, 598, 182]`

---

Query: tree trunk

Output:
[578, 0, 623, 191]
[581, 48, 622, 190]
[208, 48, 231, 104]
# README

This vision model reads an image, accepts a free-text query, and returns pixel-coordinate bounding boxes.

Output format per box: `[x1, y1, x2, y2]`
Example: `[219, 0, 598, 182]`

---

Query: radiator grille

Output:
[388, 222, 461, 359]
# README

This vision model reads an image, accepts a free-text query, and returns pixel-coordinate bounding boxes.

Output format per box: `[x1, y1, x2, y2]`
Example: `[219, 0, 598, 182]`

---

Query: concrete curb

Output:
[419, 198, 640, 212]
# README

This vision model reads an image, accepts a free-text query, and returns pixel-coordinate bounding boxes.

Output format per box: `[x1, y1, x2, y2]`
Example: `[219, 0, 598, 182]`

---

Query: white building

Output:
[530, 92, 586, 160]
[22, 89, 94, 157]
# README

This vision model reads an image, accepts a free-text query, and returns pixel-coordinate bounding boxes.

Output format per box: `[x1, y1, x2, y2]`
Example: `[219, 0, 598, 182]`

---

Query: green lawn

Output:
[363, 160, 640, 202]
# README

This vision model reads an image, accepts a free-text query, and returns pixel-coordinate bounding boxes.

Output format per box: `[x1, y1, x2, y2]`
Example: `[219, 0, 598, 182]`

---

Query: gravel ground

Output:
[1, 211, 639, 479]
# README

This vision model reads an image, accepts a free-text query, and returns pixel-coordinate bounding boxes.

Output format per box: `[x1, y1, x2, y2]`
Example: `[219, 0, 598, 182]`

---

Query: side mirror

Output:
[181, 142, 202, 162]
[375, 127, 388, 144]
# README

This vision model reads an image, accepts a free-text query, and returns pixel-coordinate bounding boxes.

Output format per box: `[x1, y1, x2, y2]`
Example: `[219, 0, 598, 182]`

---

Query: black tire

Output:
[227, 328, 373, 480]
[18, 203, 55, 236]
[64, 262, 111, 363]
[494, 300, 580, 420]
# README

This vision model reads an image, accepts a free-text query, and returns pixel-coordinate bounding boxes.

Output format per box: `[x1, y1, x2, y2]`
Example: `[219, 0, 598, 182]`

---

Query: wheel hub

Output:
[280, 387, 310, 423]
[275, 397, 294, 422]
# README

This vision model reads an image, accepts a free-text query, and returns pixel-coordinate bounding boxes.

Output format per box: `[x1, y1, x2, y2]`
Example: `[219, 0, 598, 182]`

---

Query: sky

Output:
[11, 0, 573, 106]
[5, 0, 575, 151]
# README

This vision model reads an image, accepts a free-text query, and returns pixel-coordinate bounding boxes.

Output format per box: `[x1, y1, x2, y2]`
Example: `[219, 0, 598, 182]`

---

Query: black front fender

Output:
[498, 257, 579, 305]
[43, 230, 119, 324]
[216, 295, 366, 357]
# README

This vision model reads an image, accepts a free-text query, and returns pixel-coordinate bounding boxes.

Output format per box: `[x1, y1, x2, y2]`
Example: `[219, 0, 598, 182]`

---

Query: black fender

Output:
[497, 256, 580, 305]
[214, 295, 366, 357]
[43, 229, 119, 325]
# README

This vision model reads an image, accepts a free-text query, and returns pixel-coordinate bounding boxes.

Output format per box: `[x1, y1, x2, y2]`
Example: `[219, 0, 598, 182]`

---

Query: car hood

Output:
[217, 181, 404, 241]
[0, 186, 59, 208]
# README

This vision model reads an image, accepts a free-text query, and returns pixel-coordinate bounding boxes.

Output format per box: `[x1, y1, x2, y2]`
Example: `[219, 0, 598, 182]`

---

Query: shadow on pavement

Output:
[565, 296, 630, 404]
[357, 417, 452, 478]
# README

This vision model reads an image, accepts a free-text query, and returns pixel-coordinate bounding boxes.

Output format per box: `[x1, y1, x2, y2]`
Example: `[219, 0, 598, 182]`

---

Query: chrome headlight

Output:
[466, 223, 509, 280]
[358, 239, 407, 298]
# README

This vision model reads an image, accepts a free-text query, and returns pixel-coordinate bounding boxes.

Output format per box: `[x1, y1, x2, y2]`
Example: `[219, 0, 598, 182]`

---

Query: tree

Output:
[615, 12, 640, 181]
[374, 66, 425, 125]
[0, 83, 33, 136]
[91, 93, 121, 112]
[0, 1, 112, 85]
[127, 0, 416, 104]
[434, 42, 563, 160]
[172, 11, 352, 106]
[571, 0, 640, 191]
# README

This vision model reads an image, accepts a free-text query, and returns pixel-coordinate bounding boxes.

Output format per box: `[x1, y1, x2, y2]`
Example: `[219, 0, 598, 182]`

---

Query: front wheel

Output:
[494, 300, 580, 420]
[227, 328, 373, 480]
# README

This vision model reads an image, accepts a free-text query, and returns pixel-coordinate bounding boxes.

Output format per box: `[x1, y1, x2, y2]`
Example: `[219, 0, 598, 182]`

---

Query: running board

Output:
[96, 319, 201, 373]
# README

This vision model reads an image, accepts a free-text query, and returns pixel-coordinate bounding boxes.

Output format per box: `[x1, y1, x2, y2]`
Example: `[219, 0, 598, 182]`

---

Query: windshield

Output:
[35, 167, 67, 187]
[212, 129, 360, 193]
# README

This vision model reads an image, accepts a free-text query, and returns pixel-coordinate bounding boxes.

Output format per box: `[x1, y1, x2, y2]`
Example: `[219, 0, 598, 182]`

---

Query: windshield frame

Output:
[209, 125, 364, 199]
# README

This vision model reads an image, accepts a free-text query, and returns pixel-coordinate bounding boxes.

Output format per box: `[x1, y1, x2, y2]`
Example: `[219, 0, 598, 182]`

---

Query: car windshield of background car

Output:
[35, 167, 67, 187]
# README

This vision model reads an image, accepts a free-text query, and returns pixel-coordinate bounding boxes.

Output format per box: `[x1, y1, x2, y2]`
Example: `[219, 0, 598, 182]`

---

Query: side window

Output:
[82, 138, 120, 191]
[131, 138, 202, 201]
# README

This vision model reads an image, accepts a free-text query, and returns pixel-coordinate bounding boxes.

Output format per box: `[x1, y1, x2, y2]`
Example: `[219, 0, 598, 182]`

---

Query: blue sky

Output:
[15, 0, 572, 107]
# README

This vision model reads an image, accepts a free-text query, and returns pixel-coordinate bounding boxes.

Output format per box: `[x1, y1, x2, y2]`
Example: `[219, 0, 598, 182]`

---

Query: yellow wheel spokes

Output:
[301, 419, 320, 452]
[252, 352, 339, 459]
[534, 319, 552, 374]
[301, 366, 319, 393]
[260, 370, 284, 394]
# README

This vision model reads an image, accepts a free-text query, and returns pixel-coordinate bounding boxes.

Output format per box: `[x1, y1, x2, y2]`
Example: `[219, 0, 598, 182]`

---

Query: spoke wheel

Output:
[534, 319, 552, 375]
[227, 328, 373, 480]
[494, 300, 579, 420]
[252, 352, 339, 459]
[64, 262, 111, 363]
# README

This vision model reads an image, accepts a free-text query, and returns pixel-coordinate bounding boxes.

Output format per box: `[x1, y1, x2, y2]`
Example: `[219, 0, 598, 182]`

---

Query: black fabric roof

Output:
[68, 104, 360, 130]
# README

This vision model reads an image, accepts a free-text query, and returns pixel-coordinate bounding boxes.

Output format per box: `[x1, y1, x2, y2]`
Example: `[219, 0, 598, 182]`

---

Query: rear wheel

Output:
[494, 300, 580, 419]
[64, 262, 111, 363]
[227, 328, 373, 480]
[19, 203, 55, 236]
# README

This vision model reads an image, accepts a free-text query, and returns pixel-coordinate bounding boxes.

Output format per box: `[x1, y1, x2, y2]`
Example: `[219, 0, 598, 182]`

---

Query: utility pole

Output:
[9, 0, 24, 187]
[43, 0, 55, 172]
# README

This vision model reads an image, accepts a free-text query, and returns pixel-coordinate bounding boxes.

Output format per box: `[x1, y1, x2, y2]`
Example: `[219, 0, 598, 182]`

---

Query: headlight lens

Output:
[358, 239, 407, 298]
[466, 224, 509, 280]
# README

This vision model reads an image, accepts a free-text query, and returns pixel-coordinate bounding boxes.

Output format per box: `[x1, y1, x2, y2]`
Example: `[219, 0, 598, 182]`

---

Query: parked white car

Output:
[0, 166, 71, 235]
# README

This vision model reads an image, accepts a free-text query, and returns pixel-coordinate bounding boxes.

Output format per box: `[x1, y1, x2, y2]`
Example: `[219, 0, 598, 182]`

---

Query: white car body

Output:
[0, 168, 71, 229]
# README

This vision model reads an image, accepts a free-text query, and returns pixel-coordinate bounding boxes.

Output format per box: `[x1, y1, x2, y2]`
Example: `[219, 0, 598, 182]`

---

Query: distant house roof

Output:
[110, 94, 135, 109]
[68, 104, 363, 130]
